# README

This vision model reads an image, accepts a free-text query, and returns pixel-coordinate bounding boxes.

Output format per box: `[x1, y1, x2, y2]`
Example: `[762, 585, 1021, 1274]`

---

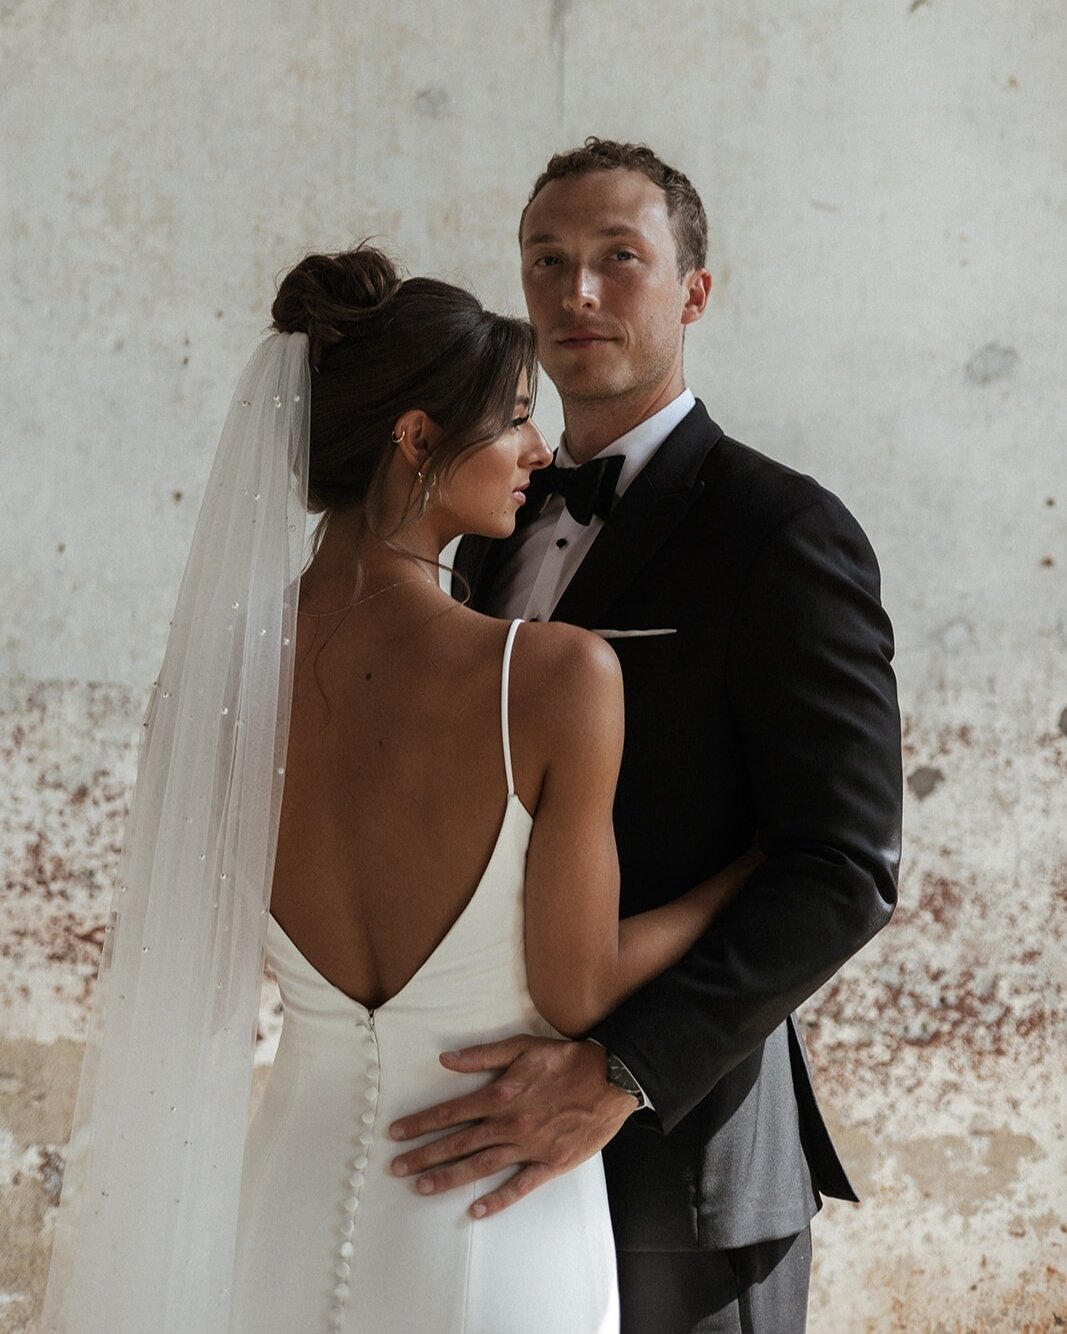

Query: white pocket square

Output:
[591, 628, 678, 639]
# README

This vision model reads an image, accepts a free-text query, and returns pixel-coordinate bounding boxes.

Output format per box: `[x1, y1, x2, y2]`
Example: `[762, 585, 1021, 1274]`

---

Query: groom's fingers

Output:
[389, 1036, 626, 1199]
[389, 1122, 506, 1178]
[388, 1033, 548, 1144]
[470, 1163, 555, 1219]
[389, 1095, 481, 1143]
[437, 1035, 538, 1071]
[388, 1077, 521, 1145]
[409, 1144, 524, 1198]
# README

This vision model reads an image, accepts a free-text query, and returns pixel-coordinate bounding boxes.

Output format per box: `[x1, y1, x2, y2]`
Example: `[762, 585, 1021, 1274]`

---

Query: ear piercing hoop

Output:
[391, 426, 435, 494]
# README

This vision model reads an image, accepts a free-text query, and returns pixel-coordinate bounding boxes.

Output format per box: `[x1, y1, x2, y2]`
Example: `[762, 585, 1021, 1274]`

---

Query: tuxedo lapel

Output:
[551, 401, 723, 629]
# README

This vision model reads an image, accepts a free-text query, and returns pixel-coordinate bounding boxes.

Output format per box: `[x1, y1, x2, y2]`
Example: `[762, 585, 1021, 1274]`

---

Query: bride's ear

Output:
[391, 410, 442, 475]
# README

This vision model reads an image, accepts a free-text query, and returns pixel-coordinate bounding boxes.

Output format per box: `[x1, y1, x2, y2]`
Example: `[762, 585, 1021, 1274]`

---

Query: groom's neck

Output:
[560, 372, 687, 464]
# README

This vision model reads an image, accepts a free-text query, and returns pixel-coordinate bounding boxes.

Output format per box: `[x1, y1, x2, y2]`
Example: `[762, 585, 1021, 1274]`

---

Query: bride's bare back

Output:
[270, 596, 545, 1010]
[270, 573, 751, 1035]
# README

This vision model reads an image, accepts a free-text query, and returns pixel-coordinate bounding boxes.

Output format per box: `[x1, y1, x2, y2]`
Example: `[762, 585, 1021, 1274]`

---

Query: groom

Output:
[390, 138, 902, 1331]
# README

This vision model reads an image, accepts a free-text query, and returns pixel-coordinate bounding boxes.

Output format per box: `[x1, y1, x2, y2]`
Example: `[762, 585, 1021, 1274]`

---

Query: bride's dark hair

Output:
[272, 244, 538, 543]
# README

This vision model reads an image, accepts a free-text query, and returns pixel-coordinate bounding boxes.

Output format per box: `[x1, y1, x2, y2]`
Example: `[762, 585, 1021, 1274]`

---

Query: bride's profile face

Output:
[440, 371, 550, 538]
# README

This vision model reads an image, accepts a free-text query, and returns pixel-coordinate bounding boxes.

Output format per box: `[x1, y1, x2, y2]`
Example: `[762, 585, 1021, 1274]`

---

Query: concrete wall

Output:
[2, 1, 1064, 1329]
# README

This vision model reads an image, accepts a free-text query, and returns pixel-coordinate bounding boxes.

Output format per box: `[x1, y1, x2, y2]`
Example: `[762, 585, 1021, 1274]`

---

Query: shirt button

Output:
[555, 538, 569, 549]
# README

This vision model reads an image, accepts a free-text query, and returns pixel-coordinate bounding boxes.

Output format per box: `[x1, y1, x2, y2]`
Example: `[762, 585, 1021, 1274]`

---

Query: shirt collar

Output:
[555, 388, 696, 497]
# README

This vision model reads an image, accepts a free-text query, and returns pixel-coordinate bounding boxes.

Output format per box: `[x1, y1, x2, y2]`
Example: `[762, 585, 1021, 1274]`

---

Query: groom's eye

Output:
[532, 254, 561, 268]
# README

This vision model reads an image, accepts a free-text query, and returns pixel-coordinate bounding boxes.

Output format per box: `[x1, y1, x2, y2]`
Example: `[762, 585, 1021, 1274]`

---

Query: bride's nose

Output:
[524, 420, 552, 469]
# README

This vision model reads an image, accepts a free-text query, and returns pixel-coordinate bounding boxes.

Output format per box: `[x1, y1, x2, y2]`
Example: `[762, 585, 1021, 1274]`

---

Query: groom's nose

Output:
[561, 264, 600, 312]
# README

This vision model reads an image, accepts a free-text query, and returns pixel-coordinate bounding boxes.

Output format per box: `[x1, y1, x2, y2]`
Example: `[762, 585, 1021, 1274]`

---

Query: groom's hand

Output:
[388, 1034, 636, 1218]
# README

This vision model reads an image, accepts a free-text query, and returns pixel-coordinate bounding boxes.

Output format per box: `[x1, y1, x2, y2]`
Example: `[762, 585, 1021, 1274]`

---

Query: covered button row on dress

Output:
[327, 1013, 380, 1332]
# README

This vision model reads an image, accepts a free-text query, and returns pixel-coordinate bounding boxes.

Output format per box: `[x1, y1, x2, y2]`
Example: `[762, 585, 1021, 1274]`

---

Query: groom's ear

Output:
[680, 269, 712, 326]
[391, 410, 443, 469]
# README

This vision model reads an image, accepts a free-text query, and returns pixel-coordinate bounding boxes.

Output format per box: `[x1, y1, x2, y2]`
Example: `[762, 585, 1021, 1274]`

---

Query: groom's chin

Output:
[546, 368, 624, 403]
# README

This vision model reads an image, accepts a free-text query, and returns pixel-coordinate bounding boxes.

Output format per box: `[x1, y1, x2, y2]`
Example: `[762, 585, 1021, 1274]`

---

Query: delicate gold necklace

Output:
[297, 576, 435, 618]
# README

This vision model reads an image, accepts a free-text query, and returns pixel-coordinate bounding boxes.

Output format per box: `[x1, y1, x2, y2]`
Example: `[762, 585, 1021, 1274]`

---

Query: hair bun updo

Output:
[271, 245, 403, 369]
[266, 242, 537, 531]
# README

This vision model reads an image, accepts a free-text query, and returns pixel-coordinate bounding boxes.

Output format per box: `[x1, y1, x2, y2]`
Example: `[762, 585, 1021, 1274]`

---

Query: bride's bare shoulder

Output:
[507, 619, 622, 728]
[454, 615, 622, 807]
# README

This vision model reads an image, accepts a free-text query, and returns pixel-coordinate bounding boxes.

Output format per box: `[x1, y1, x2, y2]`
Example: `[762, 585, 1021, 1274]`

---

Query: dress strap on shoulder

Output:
[500, 619, 523, 797]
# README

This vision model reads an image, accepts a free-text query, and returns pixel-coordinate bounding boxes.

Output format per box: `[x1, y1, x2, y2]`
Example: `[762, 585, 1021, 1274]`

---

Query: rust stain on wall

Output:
[1, 681, 139, 1040]
[2, 683, 1063, 1329]
[802, 696, 1066, 1330]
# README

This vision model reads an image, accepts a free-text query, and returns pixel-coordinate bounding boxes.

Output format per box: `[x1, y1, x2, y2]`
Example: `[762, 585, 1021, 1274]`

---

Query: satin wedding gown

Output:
[229, 619, 620, 1333]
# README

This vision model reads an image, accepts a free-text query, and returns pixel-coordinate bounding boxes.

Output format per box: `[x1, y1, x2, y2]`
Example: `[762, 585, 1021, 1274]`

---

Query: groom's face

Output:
[520, 168, 699, 406]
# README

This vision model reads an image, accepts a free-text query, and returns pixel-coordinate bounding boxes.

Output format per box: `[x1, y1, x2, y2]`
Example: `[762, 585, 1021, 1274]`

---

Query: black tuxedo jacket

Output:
[454, 401, 902, 1252]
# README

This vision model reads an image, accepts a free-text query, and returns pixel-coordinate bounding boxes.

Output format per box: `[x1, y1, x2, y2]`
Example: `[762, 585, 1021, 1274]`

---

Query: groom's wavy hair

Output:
[521, 138, 708, 279]
[272, 243, 537, 576]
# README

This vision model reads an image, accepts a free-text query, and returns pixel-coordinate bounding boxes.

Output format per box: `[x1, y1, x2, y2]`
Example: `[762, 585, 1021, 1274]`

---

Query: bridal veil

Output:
[40, 333, 311, 1333]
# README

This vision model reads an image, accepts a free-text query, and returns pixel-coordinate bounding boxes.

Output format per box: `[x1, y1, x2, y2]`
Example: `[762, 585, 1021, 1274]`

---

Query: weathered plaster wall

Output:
[2, 2, 1064, 1330]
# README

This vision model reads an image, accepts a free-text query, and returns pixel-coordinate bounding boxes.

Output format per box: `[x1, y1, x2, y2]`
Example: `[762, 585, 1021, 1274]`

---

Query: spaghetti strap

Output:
[500, 619, 523, 797]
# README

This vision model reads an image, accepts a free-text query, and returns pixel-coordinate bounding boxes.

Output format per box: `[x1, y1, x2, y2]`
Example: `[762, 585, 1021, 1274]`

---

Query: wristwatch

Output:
[604, 1049, 647, 1110]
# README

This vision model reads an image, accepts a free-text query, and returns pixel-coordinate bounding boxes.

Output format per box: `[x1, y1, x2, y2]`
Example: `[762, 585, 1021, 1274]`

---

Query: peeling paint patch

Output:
[897, 1131, 1044, 1218]
[965, 342, 1020, 385]
[414, 86, 449, 117]
[800, 696, 1066, 1328]
[908, 765, 944, 799]
[0, 1038, 86, 1331]
[36, 1146, 64, 1208]
[1059, 707, 1067, 737]
[0, 680, 141, 1041]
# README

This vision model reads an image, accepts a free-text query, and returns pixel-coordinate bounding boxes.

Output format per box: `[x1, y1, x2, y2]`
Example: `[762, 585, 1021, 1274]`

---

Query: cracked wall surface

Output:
[2, 1, 1065, 1330]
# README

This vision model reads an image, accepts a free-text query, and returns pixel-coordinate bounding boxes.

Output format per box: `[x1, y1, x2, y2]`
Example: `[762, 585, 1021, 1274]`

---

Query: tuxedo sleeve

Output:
[590, 493, 902, 1133]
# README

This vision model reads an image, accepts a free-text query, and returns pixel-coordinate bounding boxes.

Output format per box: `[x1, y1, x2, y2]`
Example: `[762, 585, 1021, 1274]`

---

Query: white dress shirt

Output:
[488, 389, 696, 622]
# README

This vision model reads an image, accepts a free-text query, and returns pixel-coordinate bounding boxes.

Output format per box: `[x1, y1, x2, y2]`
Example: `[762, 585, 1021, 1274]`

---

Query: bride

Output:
[40, 245, 758, 1334]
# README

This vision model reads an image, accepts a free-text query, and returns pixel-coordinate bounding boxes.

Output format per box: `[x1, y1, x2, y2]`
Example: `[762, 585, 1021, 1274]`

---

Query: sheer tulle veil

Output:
[40, 333, 312, 1333]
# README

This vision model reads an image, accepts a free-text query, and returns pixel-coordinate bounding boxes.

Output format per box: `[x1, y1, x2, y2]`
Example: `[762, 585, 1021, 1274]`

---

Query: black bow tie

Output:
[523, 453, 624, 526]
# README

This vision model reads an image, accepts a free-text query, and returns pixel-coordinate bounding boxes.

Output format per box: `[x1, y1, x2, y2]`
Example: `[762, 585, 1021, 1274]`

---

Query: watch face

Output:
[606, 1054, 643, 1103]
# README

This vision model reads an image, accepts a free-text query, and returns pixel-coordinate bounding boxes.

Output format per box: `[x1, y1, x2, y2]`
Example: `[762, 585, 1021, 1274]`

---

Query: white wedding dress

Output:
[228, 619, 620, 1333]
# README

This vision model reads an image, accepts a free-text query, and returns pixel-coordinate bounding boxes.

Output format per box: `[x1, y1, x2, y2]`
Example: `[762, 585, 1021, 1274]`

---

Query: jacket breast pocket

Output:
[603, 628, 684, 689]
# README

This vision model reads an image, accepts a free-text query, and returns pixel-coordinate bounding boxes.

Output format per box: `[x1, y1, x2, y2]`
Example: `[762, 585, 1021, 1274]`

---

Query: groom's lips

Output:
[556, 329, 614, 348]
